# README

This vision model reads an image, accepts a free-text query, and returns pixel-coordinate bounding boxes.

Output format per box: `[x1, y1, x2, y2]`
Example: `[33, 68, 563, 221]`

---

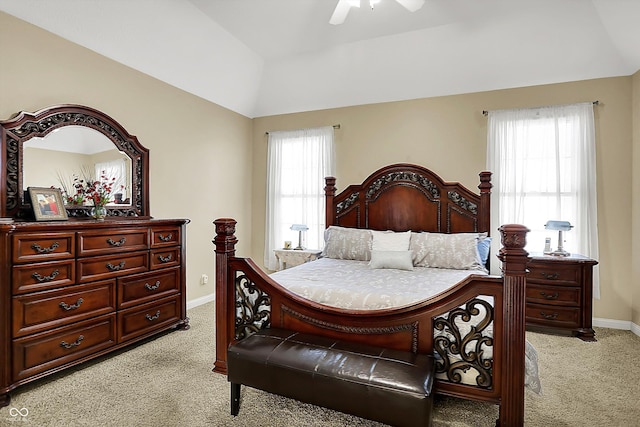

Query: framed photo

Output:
[28, 187, 68, 221]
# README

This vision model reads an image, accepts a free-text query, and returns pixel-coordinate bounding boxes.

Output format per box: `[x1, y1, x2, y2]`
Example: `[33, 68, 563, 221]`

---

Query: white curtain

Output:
[264, 127, 335, 271]
[487, 102, 600, 298]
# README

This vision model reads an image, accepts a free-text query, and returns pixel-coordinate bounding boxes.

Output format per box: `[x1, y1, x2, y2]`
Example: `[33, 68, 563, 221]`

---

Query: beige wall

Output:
[0, 12, 254, 303]
[253, 78, 633, 323]
[633, 70, 640, 327]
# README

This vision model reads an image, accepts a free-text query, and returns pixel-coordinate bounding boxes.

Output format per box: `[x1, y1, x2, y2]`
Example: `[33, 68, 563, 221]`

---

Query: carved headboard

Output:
[324, 163, 491, 234]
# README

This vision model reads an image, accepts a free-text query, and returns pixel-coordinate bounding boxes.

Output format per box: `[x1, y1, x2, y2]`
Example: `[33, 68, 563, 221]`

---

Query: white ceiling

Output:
[1, 0, 639, 118]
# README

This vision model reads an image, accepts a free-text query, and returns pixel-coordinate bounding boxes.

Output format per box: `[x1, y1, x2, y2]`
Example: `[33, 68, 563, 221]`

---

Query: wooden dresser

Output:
[526, 253, 598, 341]
[0, 218, 189, 405]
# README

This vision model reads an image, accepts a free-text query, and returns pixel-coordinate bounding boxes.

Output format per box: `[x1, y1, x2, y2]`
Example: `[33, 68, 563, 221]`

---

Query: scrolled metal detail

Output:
[107, 237, 126, 246]
[335, 192, 359, 214]
[433, 298, 494, 389]
[146, 311, 161, 321]
[145, 281, 161, 291]
[234, 273, 271, 340]
[158, 254, 173, 263]
[106, 261, 126, 271]
[158, 233, 173, 242]
[365, 171, 440, 201]
[31, 242, 60, 254]
[32, 269, 60, 283]
[448, 191, 478, 214]
[59, 298, 84, 311]
[60, 335, 84, 349]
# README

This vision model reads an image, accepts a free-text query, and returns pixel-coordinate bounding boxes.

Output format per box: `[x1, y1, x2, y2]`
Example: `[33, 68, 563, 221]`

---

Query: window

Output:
[264, 127, 335, 270]
[487, 102, 599, 296]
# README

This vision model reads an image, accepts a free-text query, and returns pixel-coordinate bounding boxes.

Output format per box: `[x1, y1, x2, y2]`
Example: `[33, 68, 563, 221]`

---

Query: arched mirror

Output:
[1, 104, 149, 219]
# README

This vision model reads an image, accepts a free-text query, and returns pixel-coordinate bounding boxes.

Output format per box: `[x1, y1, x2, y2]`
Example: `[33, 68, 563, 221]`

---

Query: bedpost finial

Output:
[497, 224, 529, 272]
[478, 171, 492, 193]
[325, 176, 336, 196]
[213, 218, 238, 254]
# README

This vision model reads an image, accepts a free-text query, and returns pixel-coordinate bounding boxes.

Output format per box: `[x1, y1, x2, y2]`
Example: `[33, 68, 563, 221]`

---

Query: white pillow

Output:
[410, 232, 484, 270]
[371, 230, 412, 251]
[369, 250, 414, 271]
[322, 226, 372, 261]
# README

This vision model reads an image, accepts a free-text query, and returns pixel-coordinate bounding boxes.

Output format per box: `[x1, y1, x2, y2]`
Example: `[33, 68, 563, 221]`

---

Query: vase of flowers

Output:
[86, 171, 118, 220]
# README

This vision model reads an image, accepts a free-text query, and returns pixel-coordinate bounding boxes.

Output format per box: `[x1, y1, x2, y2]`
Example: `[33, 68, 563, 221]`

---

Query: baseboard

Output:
[593, 317, 640, 337]
[186, 293, 215, 310]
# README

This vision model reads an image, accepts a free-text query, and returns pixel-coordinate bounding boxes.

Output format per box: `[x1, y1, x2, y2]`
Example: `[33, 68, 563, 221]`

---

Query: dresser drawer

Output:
[150, 226, 181, 248]
[12, 280, 116, 338]
[118, 268, 180, 309]
[526, 303, 580, 329]
[12, 232, 75, 263]
[77, 251, 149, 283]
[12, 313, 116, 381]
[77, 229, 149, 256]
[527, 262, 579, 286]
[12, 260, 75, 295]
[117, 296, 181, 342]
[150, 247, 181, 270]
[526, 284, 581, 307]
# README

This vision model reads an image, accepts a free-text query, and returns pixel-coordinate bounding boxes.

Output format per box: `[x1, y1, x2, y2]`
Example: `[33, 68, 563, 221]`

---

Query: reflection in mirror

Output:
[23, 126, 133, 206]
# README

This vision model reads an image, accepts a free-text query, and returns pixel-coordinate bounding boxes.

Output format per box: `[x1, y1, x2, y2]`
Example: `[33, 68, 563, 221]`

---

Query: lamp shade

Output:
[544, 220, 573, 231]
[290, 224, 309, 232]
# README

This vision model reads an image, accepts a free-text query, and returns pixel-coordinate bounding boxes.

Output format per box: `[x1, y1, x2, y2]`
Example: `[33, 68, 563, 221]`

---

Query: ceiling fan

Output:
[330, 0, 425, 25]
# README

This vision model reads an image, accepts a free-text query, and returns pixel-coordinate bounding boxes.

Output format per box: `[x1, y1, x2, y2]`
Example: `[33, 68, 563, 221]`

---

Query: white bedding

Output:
[271, 257, 486, 310]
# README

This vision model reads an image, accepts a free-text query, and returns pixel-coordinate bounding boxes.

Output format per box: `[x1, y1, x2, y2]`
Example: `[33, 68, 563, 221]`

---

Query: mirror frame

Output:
[1, 104, 150, 219]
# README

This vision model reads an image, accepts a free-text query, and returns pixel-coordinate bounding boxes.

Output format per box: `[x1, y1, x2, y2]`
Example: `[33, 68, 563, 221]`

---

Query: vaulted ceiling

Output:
[1, 0, 639, 118]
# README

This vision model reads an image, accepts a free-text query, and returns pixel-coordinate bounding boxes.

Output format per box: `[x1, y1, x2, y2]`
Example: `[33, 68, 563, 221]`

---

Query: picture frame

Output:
[28, 187, 68, 221]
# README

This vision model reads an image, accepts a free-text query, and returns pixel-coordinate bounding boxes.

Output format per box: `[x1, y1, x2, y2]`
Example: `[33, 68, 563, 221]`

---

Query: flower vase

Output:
[91, 205, 107, 220]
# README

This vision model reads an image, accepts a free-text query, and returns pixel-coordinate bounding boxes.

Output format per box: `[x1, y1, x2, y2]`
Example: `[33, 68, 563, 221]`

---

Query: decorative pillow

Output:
[371, 230, 412, 251]
[477, 236, 492, 265]
[322, 226, 372, 261]
[410, 232, 484, 270]
[369, 250, 414, 271]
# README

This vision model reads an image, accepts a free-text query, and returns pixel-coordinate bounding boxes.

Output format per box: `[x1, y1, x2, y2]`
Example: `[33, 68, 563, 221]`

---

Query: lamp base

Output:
[548, 249, 570, 257]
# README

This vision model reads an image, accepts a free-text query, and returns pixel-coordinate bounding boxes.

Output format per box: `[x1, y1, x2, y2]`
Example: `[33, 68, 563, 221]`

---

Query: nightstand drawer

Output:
[526, 303, 580, 329]
[526, 284, 581, 306]
[527, 263, 579, 285]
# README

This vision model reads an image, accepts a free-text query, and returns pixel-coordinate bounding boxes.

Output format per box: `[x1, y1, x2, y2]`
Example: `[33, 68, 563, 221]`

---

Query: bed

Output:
[213, 163, 530, 426]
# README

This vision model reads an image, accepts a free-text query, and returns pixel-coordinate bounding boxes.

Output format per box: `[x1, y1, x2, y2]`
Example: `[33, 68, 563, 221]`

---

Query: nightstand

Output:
[273, 249, 322, 271]
[526, 253, 598, 341]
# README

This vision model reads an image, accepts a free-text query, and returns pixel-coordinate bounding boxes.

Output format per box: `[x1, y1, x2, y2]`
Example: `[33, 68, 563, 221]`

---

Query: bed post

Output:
[325, 176, 336, 228]
[497, 224, 529, 427]
[478, 171, 492, 234]
[212, 218, 238, 375]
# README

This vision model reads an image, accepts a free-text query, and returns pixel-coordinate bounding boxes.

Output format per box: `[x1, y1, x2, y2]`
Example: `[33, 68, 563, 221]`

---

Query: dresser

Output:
[0, 219, 189, 405]
[526, 253, 598, 341]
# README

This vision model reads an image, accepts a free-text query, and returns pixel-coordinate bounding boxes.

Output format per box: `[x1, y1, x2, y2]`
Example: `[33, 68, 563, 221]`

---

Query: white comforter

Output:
[271, 257, 486, 310]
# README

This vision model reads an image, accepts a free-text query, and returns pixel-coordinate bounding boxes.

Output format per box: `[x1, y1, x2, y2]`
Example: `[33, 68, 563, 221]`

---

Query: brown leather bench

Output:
[227, 328, 435, 427]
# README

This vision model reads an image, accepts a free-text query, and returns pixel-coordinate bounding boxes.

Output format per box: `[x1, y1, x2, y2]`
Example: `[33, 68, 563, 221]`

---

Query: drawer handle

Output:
[146, 310, 161, 321]
[107, 237, 126, 247]
[145, 281, 161, 291]
[31, 242, 60, 254]
[158, 233, 173, 242]
[32, 269, 60, 282]
[540, 291, 559, 300]
[540, 311, 559, 320]
[540, 271, 560, 280]
[60, 298, 84, 311]
[60, 335, 84, 349]
[106, 261, 126, 271]
[158, 254, 173, 263]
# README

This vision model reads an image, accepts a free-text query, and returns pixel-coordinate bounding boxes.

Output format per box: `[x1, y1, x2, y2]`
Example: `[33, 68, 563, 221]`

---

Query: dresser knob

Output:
[145, 281, 161, 291]
[60, 335, 84, 349]
[540, 311, 559, 320]
[60, 298, 84, 311]
[540, 271, 560, 280]
[107, 237, 126, 247]
[31, 242, 60, 254]
[106, 261, 126, 271]
[146, 311, 161, 321]
[32, 269, 60, 283]
[158, 233, 173, 242]
[158, 254, 173, 263]
[540, 292, 559, 300]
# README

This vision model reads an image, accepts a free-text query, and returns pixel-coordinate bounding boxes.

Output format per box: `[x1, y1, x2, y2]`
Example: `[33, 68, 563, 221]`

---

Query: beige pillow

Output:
[322, 226, 372, 261]
[371, 230, 412, 251]
[369, 250, 414, 271]
[410, 232, 483, 270]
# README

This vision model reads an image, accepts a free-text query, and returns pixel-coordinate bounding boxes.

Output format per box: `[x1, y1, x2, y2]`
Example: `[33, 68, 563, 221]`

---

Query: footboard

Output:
[213, 218, 528, 426]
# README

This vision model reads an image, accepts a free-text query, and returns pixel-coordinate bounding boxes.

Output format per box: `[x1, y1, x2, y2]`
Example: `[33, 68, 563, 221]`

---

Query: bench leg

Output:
[230, 383, 241, 416]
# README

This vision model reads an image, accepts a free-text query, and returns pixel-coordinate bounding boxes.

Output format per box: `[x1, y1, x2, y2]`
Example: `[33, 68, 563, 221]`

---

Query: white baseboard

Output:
[186, 293, 215, 310]
[593, 317, 640, 337]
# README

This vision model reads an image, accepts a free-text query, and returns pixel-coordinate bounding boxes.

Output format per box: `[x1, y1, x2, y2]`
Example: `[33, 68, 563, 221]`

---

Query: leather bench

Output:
[227, 328, 435, 427]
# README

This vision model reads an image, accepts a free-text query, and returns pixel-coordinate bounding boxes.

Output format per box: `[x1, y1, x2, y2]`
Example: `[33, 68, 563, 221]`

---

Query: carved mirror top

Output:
[1, 104, 149, 219]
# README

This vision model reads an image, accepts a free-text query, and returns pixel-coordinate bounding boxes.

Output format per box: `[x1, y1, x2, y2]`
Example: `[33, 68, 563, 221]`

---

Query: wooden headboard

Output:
[325, 163, 491, 234]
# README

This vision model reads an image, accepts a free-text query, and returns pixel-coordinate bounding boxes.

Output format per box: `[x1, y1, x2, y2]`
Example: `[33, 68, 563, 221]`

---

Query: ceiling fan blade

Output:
[395, 0, 425, 12]
[330, 0, 356, 25]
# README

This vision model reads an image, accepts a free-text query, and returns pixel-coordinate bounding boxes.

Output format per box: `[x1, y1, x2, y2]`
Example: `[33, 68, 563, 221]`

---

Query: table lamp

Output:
[290, 224, 308, 250]
[544, 220, 573, 256]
